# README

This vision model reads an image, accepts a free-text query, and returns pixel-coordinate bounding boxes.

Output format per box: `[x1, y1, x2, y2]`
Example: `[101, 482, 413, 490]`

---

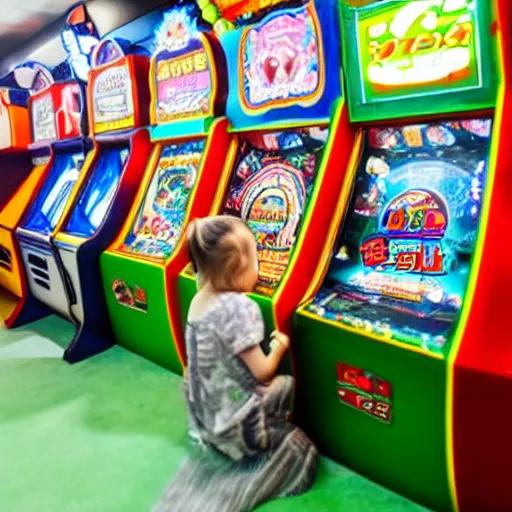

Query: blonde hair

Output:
[187, 215, 254, 291]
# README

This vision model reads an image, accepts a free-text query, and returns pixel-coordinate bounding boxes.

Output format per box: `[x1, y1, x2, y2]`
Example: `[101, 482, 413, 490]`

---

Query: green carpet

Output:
[0, 316, 431, 512]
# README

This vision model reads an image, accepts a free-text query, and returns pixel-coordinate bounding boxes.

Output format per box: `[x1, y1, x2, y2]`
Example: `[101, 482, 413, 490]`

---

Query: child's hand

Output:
[240, 332, 290, 383]
[270, 331, 290, 355]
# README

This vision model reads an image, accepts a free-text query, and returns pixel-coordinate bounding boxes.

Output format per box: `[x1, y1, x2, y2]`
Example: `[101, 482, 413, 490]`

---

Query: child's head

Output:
[187, 216, 259, 293]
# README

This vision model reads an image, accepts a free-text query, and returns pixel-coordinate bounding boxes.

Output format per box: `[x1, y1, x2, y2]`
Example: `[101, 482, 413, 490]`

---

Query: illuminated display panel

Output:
[152, 9, 217, 124]
[119, 140, 206, 261]
[22, 152, 85, 234]
[357, 0, 480, 103]
[32, 93, 57, 143]
[306, 119, 492, 355]
[92, 64, 135, 133]
[223, 127, 328, 296]
[239, 2, 324, 113]
[64, 146, 130, 238]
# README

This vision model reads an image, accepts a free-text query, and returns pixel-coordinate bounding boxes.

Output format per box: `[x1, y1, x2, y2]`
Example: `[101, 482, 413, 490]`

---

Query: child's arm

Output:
[239, 331, 290, 383]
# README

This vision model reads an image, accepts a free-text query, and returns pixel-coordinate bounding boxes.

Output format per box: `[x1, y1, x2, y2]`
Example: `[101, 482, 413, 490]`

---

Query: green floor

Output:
[0, 316, 431, 512]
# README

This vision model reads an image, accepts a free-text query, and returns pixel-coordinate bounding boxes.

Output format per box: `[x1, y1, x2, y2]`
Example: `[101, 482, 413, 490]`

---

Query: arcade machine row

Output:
[293, 1, 502, 511]
[15, 13, 100, 324]
[0, 85, 38, 325]
[0, 5, 100, 328]
[177, 0, 354, 366]
[0, 62, 87, 329]
[40, 38, 153, 364]
[100, 8, 231, 374]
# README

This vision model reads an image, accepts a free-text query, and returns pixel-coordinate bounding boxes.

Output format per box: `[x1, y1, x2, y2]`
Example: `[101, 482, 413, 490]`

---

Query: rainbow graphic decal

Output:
[224, 127, 328, 295]
[240, 2, 324, 112]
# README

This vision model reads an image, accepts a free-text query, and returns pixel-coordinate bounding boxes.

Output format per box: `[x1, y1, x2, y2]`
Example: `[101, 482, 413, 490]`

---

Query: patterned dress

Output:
[154, 293, 317, 512]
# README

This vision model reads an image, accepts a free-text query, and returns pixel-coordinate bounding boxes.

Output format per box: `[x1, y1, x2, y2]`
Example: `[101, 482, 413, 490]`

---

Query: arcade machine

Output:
[0, 83, 40, 326]
[177, 0, 353, 366]
[100, 7, 231, 374]
[40, 38, 153, 363]
[16, 13, 99, 325]
[293, 1, 501, 510]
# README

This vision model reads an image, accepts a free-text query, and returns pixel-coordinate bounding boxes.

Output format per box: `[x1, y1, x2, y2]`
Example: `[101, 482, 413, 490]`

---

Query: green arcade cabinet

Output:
[176, 0, 354, 367]
[293, 1, 500, 511]
[100, 7, 230, 374]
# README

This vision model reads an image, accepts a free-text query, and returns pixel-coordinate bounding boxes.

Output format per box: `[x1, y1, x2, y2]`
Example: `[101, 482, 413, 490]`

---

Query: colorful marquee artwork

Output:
[307, 119, 492, 354]
[357, 0, 480, 103]
[93, 65, 134, 133]
[120, 140, 206, 261]
[337, 362, 393, 424]
[239, 2, 324, 112]
[32, 93, 57, 143]
[152, 8, 216, 123]
[224, 127, 328, 295]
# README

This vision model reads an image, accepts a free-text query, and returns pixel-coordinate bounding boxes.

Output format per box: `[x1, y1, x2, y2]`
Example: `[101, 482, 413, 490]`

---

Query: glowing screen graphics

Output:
[153, 10, 215, 123]
[306, 119, 492, 355]
[93, 65, 135, 133]
[120, 140, 206, 261]
[240, 2, 324, 112]
[22, 152, 85, 234]
[224, 127, 328, 296]
[357, 0, 479, 103]
[64, 146, 130, 238]
[32, 93, 57, 143]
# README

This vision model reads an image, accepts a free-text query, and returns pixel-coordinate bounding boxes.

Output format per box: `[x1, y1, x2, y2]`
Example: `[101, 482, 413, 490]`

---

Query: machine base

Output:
[0, 286, 51, 328]
[64, 325, 115, 364]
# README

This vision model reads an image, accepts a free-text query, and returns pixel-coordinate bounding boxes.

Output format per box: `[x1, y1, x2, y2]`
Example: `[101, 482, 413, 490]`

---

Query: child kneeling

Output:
[155, 216, 317, 512]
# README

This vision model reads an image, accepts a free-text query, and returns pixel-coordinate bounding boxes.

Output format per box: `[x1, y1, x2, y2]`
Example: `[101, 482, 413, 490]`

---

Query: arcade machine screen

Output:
[343, 0, 494, 122]
[119, 140, 206, 261]
[31, 93, 57, 143]
[63, 146, 130, 238]
[22, 152, 85, 234]
[357, 0, 479, 103]
[307, 119, 492, 354]
[222, 127, 328, 296]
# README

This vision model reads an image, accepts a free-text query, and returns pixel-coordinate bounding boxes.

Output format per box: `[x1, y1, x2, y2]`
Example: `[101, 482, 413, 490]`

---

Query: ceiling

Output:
[0, 0, 169, 77]
[0, 0, 79, 59]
